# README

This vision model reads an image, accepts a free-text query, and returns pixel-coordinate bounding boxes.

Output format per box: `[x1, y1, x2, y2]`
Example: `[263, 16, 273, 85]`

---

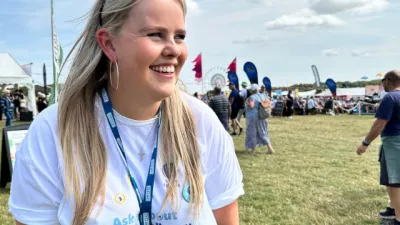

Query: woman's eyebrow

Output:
[139, 26, 186, 34]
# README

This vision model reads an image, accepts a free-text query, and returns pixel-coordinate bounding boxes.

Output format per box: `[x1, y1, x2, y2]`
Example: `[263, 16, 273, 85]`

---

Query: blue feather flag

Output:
[243, 62, 258, 84]
[263, 77, 272, 96]
[325, 78, 337, 97]
[228, 71, 239, 90]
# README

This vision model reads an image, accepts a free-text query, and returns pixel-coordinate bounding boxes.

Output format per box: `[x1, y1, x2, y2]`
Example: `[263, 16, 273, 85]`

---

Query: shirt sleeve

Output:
[203, 119, 244, 210]
[8, 110, 63, 225]
[375, 95, 394, 121]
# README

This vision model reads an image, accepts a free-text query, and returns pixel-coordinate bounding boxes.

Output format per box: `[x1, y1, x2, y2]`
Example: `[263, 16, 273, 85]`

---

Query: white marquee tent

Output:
[315, 88, 365, 98]
[0, 53, 36, 115]
[273, 90, 317, 97]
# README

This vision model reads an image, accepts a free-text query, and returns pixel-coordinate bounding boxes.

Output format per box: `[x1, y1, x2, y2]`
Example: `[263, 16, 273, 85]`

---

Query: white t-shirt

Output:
[8, 92, 244, 225]
[239, 88, 247, 99]
[271, 99, 277, 109]
[307, 99, 316, 109]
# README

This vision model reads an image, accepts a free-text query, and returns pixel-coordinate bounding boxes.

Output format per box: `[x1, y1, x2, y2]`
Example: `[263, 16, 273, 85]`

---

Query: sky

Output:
[0, 0, 399, 93]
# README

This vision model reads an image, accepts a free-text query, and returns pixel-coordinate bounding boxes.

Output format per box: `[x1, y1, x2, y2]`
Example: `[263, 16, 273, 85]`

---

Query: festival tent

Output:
[273, 90, 316, 97]
[0, 53, 37, 115]
[315, 87, 365, 98]
[298, 90, 317, 97]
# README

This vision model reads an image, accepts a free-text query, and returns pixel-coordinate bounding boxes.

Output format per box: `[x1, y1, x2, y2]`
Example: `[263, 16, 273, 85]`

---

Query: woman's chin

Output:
[153, 86, 176, 100]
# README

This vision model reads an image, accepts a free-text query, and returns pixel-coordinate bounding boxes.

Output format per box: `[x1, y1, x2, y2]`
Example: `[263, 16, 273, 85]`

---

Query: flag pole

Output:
[201, 53, 203, 94]
[50, 0, 57, 103]
[202, 77, 204, 94]
[43, 64, 47, 96]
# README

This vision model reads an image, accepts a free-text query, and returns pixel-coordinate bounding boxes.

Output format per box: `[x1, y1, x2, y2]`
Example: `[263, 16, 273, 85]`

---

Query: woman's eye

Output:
[175, 34, 186, 40]
[148, 33, 162, 38]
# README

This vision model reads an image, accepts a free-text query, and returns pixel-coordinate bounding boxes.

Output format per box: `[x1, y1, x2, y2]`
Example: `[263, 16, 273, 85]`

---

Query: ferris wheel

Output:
[203, 66, 228, 92]
[176, 79, 188, 93]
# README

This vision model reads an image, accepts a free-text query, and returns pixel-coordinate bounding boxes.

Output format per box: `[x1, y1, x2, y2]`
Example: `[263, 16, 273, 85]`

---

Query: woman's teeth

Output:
[150, 66, 175, 73]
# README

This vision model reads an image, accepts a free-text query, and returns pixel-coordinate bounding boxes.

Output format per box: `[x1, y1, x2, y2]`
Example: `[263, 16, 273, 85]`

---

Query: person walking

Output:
[235, 81, 248, 124]
[286, 90, 294, 119]
[357, 70, 400, 225]
[228, 82, 240, 135]
[209, 86, 229, 131]
[245, 84, 274, 155]
[0, 90, 14, 127]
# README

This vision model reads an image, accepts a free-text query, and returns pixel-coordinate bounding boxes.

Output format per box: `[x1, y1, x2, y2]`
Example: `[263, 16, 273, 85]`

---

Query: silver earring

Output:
[110, 61, 119, 91]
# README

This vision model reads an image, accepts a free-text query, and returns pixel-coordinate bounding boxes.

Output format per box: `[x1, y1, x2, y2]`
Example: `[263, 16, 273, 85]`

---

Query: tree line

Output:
[272, 79, 382, 92]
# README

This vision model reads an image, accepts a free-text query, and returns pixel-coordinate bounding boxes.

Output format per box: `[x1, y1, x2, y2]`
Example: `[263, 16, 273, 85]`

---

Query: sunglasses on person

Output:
[382, 78, 390, 82]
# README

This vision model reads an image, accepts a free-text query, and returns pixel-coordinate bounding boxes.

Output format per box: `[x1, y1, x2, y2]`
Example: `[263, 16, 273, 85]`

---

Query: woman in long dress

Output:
[245, 84, 274, 155]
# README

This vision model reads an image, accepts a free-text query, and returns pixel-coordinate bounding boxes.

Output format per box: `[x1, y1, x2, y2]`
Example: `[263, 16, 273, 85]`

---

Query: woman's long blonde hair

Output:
[58, 0, 203, 224]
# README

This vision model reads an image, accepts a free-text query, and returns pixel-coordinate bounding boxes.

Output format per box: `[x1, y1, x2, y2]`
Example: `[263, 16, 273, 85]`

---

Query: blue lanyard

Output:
[100, 88, 161, 225]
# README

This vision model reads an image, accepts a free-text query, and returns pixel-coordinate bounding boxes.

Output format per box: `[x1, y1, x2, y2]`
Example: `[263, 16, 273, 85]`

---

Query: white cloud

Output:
[351, 50, 377, 57]
[350, 0, 389, 14]
[232, 37, 268, 44]
[266, 13, 346, 30]
[264, 0, 388, 31]
[186, 0, 202, 16]
[246, 0, 275, 5]
[310, 0, 389, 14]
[322, 49, 340, 56]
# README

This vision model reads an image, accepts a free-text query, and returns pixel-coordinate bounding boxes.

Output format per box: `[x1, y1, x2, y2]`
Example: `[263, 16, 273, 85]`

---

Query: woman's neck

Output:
[107, 85, 161, 121]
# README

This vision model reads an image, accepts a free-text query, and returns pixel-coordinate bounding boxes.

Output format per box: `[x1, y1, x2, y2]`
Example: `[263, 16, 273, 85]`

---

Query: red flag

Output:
[227, 58, 236, 74]
[192, 53, 202, 83]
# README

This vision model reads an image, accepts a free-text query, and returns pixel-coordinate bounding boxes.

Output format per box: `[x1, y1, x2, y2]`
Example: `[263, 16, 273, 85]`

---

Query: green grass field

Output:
[0, 115, 393, 224]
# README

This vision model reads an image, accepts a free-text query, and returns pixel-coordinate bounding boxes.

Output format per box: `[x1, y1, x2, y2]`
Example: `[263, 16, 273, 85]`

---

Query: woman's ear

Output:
[96, 28, 117, 62]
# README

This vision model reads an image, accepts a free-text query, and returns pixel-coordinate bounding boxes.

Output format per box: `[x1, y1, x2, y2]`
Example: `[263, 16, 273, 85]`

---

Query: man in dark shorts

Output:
[228, 82, 240, 135]
[357, 70, 400, 224]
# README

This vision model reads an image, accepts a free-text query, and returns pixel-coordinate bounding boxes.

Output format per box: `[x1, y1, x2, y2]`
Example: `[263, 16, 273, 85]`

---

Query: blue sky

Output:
[0, 0, 399, 93]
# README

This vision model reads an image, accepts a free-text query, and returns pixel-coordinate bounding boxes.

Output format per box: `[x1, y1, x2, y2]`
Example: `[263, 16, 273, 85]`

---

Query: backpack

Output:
[237, 94, 245, 109]
[256, 94, 271, 120]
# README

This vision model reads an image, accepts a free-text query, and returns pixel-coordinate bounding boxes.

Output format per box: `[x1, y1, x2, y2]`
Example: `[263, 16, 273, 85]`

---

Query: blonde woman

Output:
[8, 0, 244, 224]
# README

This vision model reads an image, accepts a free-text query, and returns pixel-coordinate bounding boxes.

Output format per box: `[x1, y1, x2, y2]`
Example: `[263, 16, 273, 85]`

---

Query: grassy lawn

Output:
[0, 115, 392, 224]
[235, 115, 389, 225]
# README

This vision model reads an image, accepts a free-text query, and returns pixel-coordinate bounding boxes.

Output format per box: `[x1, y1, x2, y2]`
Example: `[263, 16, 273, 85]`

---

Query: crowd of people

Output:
[198, 82, 383, 155]
[274, 95, 355, 117]
[0, 88, 48, 127]
[0, 89, 26, 126]
[200, 70, 400, 224]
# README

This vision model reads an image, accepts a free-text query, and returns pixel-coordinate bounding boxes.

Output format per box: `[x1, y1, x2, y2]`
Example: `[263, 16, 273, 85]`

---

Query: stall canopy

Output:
[0, 53, 36, 115]
[315, 87, 365, 98]
[273, 90, 316, 97]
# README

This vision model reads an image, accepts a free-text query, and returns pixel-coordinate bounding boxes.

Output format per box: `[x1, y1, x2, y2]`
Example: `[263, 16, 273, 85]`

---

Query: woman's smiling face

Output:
[111, 0, 187, 100]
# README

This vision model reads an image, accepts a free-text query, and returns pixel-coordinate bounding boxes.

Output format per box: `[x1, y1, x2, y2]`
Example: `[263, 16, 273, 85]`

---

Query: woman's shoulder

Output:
[180, 91, 229, 142]
[250, 93, 261, 100]
[180, 91, 217, 119]
[31, 103, 59, 130]
[14, 103, 61, 176]
[24, 103, 59, 148]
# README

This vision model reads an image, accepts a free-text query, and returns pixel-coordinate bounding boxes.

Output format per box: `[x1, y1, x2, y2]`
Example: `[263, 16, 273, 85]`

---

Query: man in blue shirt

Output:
[357, 70, 400, 224]
[0, 90, 14, 127]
